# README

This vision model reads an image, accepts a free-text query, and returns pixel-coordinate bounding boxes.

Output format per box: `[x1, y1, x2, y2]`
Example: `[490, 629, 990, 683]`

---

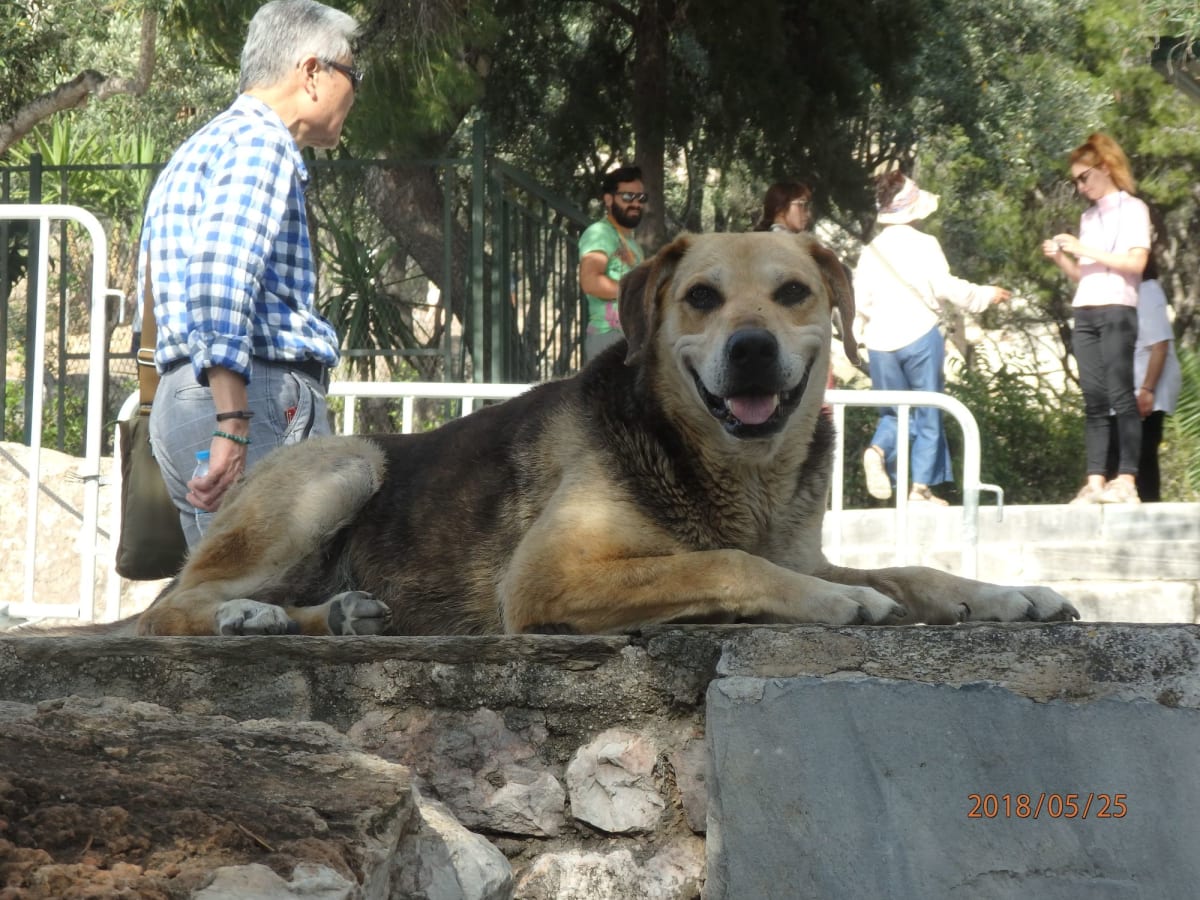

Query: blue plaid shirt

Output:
[138, 94, 339, 383]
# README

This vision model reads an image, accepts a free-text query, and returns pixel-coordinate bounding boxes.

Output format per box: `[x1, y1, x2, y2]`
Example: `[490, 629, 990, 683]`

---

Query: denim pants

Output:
[148, 359, 332, 547]
[1073, 305, 1139, 476]
[868, 324, 953, 488]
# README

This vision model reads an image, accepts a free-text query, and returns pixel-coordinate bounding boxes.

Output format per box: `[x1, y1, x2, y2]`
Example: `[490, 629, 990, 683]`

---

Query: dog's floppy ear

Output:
[806, 237, 860, 366]
[619, 234, 691, 366]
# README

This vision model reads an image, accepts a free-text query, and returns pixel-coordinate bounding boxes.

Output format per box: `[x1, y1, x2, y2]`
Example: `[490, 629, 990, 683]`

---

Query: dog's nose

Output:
[726, 328, 779, 369]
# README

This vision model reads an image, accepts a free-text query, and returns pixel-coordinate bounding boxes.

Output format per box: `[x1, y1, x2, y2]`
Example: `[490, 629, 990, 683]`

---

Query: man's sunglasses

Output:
[324, 59, 364, 93]
[615, 191, 649, 203]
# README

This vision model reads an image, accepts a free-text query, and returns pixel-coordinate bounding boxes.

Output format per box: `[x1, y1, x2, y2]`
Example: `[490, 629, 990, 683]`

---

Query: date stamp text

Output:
[967, 793, 1127, 820]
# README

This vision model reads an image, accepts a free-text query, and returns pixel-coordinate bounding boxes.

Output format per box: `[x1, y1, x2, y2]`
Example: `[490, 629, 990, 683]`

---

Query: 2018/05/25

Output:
[967, 792, 1128, 820]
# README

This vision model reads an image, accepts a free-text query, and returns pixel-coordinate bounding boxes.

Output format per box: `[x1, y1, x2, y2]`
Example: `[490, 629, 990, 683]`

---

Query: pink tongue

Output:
[726, 395, 779, 425]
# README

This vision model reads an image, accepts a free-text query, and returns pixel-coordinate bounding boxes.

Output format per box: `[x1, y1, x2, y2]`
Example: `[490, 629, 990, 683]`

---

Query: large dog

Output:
[134, 232, 1078, 636]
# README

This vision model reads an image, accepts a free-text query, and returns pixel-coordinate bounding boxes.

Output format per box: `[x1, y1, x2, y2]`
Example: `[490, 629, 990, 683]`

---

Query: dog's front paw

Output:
[841, 586, 907, 626]
[324, 590, 391, 635]
[964, 585, 1080, 623]
[216, 599, 296, 635]
[1022, 586, 1080, 622]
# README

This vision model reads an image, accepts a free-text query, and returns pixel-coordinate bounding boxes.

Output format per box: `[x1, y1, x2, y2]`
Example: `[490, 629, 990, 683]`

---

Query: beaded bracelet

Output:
[213, 430, 251, 446]
[215, 410, 255, 422]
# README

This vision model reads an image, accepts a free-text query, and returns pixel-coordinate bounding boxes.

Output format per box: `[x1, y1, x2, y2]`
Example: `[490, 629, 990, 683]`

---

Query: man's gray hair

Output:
[239, 0, 359, 92]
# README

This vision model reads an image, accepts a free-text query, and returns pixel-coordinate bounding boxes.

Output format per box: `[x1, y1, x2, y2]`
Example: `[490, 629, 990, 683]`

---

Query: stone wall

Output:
[1, 624, 1198, 899]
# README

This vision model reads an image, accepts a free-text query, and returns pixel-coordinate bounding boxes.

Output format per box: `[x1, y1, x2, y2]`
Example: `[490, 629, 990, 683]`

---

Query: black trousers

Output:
[1074, 305, 1140, 476]
[1106, 410, 1166, 502]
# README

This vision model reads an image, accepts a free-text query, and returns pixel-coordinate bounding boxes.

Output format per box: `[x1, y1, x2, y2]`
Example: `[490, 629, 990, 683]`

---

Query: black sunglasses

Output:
[1071, 166, 1096, 188]
[615, 191, 649, 203]
[324, 59, 364, 93]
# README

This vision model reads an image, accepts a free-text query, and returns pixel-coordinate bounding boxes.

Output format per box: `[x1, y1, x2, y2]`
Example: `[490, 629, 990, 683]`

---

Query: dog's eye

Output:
[775, 281, 812, 306]
[684, 284, 723, 312]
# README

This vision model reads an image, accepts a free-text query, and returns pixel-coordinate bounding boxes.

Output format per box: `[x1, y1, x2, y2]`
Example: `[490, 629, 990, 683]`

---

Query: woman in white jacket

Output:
[854, 172, 1010, 504]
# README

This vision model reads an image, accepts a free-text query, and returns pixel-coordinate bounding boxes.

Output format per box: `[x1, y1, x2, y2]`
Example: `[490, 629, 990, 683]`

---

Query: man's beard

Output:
[611, 205, 642, 229]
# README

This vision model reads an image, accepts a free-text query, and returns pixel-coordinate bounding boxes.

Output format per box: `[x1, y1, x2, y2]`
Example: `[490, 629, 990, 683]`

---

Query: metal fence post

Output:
[22, 154, 42, 445]
[470, 118, 487, 381]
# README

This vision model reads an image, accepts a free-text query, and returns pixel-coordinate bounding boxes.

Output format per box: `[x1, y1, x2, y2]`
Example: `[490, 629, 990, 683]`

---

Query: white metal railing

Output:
[826, 389, 1002, 579]
[1, 204, 110, 622]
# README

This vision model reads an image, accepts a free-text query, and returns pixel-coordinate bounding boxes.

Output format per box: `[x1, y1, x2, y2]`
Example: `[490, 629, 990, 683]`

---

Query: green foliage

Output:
[474, 0, 927, 225]
[0, 1, 71, 126]
[3, 379, 87, 456]
[317, 210, 418, 380]
[945, 362, 1086, 505]
[1170, 344, 1200, 493]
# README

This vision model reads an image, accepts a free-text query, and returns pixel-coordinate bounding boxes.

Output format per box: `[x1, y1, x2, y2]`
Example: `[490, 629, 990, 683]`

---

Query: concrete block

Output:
[1020, 541, 1200, 582]
[1054, 581, 1199, 624]
[1100, 503, 1200, 542]
[706, 675, 1199, 900]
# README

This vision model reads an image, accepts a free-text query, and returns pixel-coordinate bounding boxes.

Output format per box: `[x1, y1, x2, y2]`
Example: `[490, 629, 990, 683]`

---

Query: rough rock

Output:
[356, 707, 566, 837]
[515, 840, 704, 900]
[566, 729, 665, 833]
[0, 695, 512, 899]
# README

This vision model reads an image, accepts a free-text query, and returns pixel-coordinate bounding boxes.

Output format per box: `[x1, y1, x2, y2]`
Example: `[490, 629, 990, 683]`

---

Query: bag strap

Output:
[866, 241, 942, 317]
[136, 263, 161, 413]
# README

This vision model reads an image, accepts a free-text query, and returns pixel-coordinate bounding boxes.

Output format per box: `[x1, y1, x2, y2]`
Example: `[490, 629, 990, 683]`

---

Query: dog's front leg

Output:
[500, 548, 907, 633]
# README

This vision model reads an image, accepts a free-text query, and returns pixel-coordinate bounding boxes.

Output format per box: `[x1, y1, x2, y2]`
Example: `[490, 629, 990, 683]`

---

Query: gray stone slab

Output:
[706, 675, 1199, 900]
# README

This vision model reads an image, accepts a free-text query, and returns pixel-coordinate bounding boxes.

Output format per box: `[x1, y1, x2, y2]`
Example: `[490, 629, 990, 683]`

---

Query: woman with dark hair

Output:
[854, 171, 1011, 505]
[1043, 133, 1151, 505]
[754, 181, 813, 233]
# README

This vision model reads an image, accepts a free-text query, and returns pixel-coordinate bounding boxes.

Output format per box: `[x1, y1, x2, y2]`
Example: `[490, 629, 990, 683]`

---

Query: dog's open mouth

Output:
[692, 364, 812, 438]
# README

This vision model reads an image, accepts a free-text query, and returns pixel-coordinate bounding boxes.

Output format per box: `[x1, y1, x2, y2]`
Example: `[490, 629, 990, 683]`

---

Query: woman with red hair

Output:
[1043, 133, 1151, 505]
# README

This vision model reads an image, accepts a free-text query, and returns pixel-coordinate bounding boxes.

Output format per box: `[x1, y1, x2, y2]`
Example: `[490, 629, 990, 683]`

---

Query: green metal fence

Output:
[0, 124, 590, 453]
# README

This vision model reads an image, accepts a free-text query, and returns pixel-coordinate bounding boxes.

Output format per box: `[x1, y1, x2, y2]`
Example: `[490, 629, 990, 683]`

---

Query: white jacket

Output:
[853, 225, 994, 352]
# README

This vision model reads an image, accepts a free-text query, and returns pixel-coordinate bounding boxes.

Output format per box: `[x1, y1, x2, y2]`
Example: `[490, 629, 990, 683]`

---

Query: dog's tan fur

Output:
[134, 232, 1078, 637]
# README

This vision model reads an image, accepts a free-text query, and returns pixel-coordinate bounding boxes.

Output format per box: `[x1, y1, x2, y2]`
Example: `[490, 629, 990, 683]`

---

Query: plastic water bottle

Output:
[192, 449, 212, 537]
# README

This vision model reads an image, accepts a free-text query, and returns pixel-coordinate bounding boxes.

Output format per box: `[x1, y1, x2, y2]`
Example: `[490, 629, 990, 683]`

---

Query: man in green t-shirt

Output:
[578, 166, 647, 362]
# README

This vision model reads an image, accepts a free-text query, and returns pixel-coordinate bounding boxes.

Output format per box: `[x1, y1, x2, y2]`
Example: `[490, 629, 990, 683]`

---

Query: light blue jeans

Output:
[148, 359, 332, 547]
[867, 325, 953, 488]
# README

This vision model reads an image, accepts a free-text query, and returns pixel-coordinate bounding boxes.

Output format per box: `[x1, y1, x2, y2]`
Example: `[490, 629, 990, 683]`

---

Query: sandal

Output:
[908, 484, 948, 506]
[1069, 483, 1103, 505]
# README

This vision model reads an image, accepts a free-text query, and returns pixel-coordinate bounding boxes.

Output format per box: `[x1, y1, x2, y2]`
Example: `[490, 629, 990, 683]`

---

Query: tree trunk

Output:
[630, 0, 675, 251]
[0, 9, 157, 155]
[364, 163, 472, 329]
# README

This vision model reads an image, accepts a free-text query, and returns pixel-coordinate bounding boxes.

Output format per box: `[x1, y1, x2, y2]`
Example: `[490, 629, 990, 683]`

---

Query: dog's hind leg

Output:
[135, 436, 390, 636]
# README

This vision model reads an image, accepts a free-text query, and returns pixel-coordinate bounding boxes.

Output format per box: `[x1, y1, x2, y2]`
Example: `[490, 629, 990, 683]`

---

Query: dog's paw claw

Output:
[846, 588, 904, 625]
[326, 590, 390, 636]
[216, 599, 294, 635]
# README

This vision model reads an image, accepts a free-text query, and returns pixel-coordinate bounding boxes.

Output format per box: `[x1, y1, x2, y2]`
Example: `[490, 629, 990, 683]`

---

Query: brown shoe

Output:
[1069, 483, 1103, 505]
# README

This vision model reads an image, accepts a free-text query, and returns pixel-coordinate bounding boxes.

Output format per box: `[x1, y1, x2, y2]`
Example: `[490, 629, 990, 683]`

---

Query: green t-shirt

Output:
[579, 218, 644, 334]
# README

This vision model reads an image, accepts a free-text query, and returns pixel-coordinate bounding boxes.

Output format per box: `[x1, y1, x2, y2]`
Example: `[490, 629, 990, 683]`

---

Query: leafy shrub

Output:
[945, 363, 1085, 505]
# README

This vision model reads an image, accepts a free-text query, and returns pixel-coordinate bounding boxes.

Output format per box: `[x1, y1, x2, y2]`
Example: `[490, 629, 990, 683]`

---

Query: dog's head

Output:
[618, 232, 857, 442]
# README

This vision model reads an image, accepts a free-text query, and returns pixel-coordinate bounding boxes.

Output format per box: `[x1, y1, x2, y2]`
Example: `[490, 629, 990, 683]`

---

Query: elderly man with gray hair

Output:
[139, 0, 362, 548]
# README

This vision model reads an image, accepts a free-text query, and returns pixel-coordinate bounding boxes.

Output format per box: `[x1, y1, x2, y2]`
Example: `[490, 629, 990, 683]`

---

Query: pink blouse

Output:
[1072, 191, 1151, 309]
